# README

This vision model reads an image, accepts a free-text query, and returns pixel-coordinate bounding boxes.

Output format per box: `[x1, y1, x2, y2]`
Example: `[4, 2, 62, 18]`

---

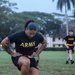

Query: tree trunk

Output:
[65, 4, 69, 35]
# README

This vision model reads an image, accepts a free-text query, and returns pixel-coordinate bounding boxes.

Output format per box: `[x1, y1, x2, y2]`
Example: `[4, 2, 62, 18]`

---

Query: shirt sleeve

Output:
[64, 36, 67, 41]
[8, 32, 18, 43]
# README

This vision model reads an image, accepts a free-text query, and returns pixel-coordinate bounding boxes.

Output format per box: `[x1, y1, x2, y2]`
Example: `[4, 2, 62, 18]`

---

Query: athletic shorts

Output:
[11, 55, 38, 71]
[67, 46, 74, 53]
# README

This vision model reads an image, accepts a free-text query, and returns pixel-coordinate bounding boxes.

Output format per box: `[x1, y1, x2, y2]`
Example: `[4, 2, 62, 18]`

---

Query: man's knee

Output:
[18, 56, 30, 68]
[22, 60, 30, 67]
[69, 50, 72, 54]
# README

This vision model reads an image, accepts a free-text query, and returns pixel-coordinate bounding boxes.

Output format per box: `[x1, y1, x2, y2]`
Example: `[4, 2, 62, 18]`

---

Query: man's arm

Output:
[36, 39, 47, 55]
[1, 37, 14, 56]
[63, 40, 69, 49]
[29, 39, 47, 58]
[73, 42, 75, 51]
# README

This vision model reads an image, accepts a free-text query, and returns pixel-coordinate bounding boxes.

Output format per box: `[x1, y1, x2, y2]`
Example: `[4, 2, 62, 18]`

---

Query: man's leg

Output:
[66, 56, 70, 64]
[18, 56, 30, 75]
[69, 50, 72, 60]
[36, 55, 40, 67]
[66, 50, 70, 64]
[30, 67, 40, 75]
[69, 50, 74, 64]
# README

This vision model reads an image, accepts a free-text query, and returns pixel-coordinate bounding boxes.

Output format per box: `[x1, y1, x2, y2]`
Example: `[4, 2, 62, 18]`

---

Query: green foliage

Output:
[0, 10, 63, 38]
[0, 0, 63, 39]
[16, 12, 62, 37]
[0, 0, 17, 38]
[44, 20, 62, 37]
[44, 47, 66, 51]
[52, 0, 75, 11]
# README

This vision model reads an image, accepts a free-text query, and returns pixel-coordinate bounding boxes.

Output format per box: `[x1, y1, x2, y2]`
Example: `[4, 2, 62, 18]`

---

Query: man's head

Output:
[25, 22, 37, 38]
[69, 30, 74, 36]
[24, 20, 35, 29]
[39, 30, 45, 36]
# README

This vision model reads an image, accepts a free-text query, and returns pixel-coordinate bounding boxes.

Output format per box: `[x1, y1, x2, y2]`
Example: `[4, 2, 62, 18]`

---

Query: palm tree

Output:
[72, 9, 75, 22]
[52, 0, 75, 35]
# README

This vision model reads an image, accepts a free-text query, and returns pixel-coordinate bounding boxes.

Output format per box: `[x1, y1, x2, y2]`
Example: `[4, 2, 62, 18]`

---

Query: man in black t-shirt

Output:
[64, 30, 75, 64]
[1, 20, 47, 75]
[34, 30, 45, 67]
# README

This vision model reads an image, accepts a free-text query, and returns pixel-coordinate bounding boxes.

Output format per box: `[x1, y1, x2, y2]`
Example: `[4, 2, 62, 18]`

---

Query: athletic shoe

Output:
[66, 61, 69, 64]
[71, 60, 74, 64]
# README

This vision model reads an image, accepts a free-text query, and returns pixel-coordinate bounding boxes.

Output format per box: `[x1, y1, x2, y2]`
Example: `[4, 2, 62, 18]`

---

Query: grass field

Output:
[0, 51, 75, 75]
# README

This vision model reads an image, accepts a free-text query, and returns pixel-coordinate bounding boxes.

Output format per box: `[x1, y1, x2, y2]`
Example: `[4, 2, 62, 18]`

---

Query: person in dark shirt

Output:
[64, 30, 75, 64]
[24, 20, 35, 29]
[1, 20, 47, 75]
[34, 30, 45, 67]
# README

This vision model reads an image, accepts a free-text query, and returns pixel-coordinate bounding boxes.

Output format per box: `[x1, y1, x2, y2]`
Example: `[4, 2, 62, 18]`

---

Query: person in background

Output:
[1, 20, 47, 75]
[64, 30, 75, 64]
[34, 30, 45, 66]
[0, 38, 2, 48]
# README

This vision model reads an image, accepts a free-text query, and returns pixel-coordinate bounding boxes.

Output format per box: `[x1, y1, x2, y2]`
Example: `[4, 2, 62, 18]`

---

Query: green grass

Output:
[0, 51, 75, 75]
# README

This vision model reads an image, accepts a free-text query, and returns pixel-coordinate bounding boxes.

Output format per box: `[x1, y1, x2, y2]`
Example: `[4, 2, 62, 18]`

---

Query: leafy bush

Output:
[43, 47, 66, 51]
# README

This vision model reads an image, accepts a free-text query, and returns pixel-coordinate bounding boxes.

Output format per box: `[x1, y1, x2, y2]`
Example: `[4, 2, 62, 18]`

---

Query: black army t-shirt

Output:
[64, 35, 75, 46]
[8, 30, 44, 55]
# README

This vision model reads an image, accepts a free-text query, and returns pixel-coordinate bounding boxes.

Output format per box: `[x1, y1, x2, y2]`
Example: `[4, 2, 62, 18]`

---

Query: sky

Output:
[10, 0, 73, 16]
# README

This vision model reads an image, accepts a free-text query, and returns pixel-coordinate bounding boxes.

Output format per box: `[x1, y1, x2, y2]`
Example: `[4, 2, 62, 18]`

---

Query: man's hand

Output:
[73, 46, 75, 51]
[12, 52, 22, 57]
[0, 44, 2, 48]
[28, 52, 37, 58]
[67, 47, 70, 50]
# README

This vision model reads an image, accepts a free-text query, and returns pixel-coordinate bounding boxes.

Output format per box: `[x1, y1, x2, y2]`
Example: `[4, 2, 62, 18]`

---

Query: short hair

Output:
[27, 22, 37, 30]
[69, 30, 74, 32]
[24, 20, 35, 29]
[39, 30, 45, 35]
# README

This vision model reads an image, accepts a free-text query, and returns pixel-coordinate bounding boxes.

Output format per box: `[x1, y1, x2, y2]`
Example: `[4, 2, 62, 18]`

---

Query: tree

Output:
[72, 9, 75, 22]
[43, 19, 62, 37]
[52, 0, 75, 35]
[0, 0, 18, 38]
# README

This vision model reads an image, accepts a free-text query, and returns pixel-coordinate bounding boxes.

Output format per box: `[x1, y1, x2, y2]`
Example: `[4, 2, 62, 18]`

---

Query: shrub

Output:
[43, 47, 66, 51]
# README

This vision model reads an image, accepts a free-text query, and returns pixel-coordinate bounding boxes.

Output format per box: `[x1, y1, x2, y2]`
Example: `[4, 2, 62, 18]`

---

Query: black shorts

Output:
[67, 46, 74, 53]
[11, 55, 38, 71]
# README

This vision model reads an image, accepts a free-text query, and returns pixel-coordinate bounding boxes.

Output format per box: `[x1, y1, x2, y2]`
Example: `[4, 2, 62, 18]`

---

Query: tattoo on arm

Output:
[3, 46, 13, 55]
[1, 37, 13, 56]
